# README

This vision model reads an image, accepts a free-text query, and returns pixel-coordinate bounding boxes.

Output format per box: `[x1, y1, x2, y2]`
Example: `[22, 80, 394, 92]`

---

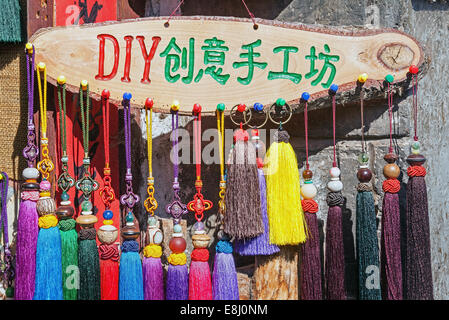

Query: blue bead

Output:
[103, 209, 113, 220]
[123, 92, 132, 100]
[329, 84, 339, 94]
[61, 191, 69, 201]
[301, 92, 310, 101]
[253, 102, 263, 112]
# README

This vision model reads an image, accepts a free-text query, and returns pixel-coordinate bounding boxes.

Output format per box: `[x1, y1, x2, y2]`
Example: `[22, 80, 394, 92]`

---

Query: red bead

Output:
[237, 104, 246, 113]
[252, 129, 259, 137]
[145, 98, 153, 109]
[101, 89, 110, 98]
[169, 236, 187, 253]
[193, 103, 201, 114]
[409, 65, 419, 74]
[357, 167, 372, 182]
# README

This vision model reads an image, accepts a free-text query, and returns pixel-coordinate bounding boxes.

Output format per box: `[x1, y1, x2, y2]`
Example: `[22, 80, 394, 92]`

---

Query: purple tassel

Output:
[381, 189, 403, 300]
[300, 211, 322, 300]
[325, 193, 346, 300]
[15, 196, 39, 300]
[234, 169, 279, 255]
[212, 241, 239, 300]
[143, 257, 164, 300]
[166, 264, 188, 300]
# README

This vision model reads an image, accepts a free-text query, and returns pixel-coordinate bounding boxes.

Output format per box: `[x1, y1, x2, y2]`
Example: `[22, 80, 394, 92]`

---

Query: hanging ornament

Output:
[299, 93, 322, 300]
[55, 76, 78, 300]
[265, 98, 306, 245]
[212, 103, 239, 300]
[118, 92, 144, 300]
[404, 66, 433, 300]
[97, 89, 119, 300]
[354, 81, 381, 300]
[0, 172, 15, 299]
[224, 103, 263, 239]
[165, 100, 189, 300]
[15, 43, 39, 300]
[188, 103, 213, 300]
[324, 85, 346, 300]
[75, 80, 101, 300]
[234, 103, 279, 255]
[33, 62, 63, 300]
[142, 98, 164, 300]
[380, 75, 402, 300]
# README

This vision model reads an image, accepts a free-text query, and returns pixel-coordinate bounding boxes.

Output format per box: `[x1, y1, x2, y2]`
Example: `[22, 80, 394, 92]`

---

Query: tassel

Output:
[119, 240, 144, 300]
[166, 263, 188, 300]
[0, 0, 22, 42]
[58, 218, 78, 300]
[404, 154, 433, 299]
[235, 168, 279, 255]
[142, 242, 164, 300]
[189, 247, 212, 300]
[15, 182, 39, 300]
[380, 153, 403, 300]
[265, 130, 306, 245]
[33, 181, 63, 300]
[356, 180, 381, 300]
[99, 243, 119, 300]
[325, 192, 346, 300]
[78, 228, 101, 300]
[213, 240, 239, 300]
[224, 130, 263, 239]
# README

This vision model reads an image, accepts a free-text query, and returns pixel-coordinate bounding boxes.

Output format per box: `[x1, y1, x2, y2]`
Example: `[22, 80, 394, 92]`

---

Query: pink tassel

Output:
[189, 248, 212, 300]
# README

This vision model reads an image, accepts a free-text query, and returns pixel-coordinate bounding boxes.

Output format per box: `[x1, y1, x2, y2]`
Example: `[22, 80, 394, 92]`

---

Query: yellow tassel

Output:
[265, 140, 307, 245]
[143, 244, 162, 258]
[38, 214, 58, 229]
[167, 252, 187, 265]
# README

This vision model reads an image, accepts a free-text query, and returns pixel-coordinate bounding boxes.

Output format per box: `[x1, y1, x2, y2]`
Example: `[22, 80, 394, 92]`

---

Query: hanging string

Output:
[1, 172, 9, 247]
[360, 89, 366, 154]
[172, 109, 179, 184]
[241, 0, 258, 28]
[57, 82, 67, 158]
[79, 83, 90, 157]
[411, 72, 418, 142]
[194, 105, 202, 181]
[24, 45, 38, 167]
[332, 95, 337, 167]
[165, 0, 185, 26]
[103, 93, 111, 169]
[304, 101, 310, 170]
[387, 82, 394, 154]
[216, 106, 225, 214]
[144, 99, 157, 216]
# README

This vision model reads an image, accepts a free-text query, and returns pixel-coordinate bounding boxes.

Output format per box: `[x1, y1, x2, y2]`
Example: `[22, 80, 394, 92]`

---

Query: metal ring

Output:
[247, 106, 269, 129]
[229, 104, 252, 127]
[268, 102, 293, 126]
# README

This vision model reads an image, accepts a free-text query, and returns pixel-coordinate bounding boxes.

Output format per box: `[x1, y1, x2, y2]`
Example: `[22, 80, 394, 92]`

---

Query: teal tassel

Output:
[0, 0, 22, 42]
[78, 234, 101, 300]
[58, 219, 78, 300]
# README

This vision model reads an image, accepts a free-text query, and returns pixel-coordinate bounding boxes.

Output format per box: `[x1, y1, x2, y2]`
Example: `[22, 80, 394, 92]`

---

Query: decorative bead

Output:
[121, 225, 140, 239]
[217, 103, 225, 112]
[358, 73, 368, 83]
[97, 226, 118, 244]
[148, 227, 163, 245]
[406, 153, 426, 166]
[40, 180, 51, 191]
[102, 89, 110, 98]
[192, 233, 211, 249]
[253, 102, 263, 112]
[329, 166, 341, 179]
[61, 191, 69, 201]
[409, 65, 419, 74]
[329, 84, 338, 94]
[145, 98, 154, 109]
[81, 80, 88, 90]
[173, 223, 182, 234]
[385, 74, 394, 83]
[301, 92, 310, 101]
[193, 103, 201, 114]
[327, 180, 343, 192]
[171, 100, 180, 111]
[237, 103, 246, 113]
[301, 183, 317, 200]
[358, 152, 369, 165]
[81, 201, 93, 212]
[37, 62, 46, 71]
[194, 221, 205, 232]
[169, 236, 187, 253]
[357, 167, 372, 183]
[57, 75, 66, 85]
[125, 212, 134, 223]
[56, 204, 74, 220]
[123, 92, 132, 100]
[276, 98, 286, 106]
[76, 214, 98, 226]
[23, 167, 39, 180]
[25, 42, 33, 54]
[103, 209, 113, 220]
[103, 219, 113, 225]
[383, 163, 400, 179]
[148, 216, 158, 227]
[384, 152, 398, 164]
[411, 140, 420, 155]
[302, 169, 313, 180]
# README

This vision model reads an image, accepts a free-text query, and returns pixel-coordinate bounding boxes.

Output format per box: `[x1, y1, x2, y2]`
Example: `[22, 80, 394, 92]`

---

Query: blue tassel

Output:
[119, 240, 144, 300]
[33, 226, 63, 300]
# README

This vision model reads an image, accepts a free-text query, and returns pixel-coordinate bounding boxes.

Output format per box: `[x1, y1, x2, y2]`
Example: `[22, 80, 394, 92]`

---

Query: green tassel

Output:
[58, 219, 78, 300]
[0, 0, 22, 43]
[78, 239, 101, 300]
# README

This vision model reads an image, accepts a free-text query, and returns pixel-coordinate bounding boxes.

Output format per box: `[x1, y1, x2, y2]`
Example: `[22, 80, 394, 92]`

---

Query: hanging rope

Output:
[144, 98, 157, 216]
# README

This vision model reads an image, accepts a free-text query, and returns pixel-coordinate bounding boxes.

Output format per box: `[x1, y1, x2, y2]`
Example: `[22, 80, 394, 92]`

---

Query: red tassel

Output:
[189, 248, 212, 300]
[99, 244, 119, 300]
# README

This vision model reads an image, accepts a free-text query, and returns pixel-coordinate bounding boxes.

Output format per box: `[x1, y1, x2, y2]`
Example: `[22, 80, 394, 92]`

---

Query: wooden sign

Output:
[30, 16, 423, 115]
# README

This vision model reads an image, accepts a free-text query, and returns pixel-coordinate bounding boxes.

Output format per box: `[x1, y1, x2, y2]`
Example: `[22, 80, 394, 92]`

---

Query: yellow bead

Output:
[171, 100, 180, 112]
[81, 80, 88, 90]
[37, 62, 46, 71]
[57, 75, 66, 85]
[25, 43, 33, 54]
[103, 219, 113, 225]
[358, 73, 368, 83]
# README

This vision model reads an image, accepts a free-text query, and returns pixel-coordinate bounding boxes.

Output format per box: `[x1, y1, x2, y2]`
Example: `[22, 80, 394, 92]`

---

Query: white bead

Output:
[81, 211, 93, 215]
[100, 225, 117, 232]
[149, 229, 163, 245]
[173, 232, 183, 237]
[60, 200, 71, 206]
[23, 167, 40, 179]
[327, 180, 343, 192]
[195, 230, 206, 235]
[301, 183, 317, 200]
[329, 167, 341, 178]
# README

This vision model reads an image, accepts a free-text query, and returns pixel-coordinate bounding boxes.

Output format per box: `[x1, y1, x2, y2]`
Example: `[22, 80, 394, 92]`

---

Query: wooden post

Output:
[253, 246, 299, 300]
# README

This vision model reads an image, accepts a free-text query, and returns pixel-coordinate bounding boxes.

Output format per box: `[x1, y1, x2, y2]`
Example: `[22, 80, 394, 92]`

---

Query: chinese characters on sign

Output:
[96, 35, 340, 89]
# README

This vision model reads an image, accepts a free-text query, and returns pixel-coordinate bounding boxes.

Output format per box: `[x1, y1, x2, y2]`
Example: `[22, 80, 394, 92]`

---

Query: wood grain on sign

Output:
[55, 0, 117, 26]
[30, 16, 423, 115]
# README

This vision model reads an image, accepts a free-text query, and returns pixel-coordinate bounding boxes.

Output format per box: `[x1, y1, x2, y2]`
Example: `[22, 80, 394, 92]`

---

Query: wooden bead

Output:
[76, 214, 98, 226]
[406, 153, 426, 166]
[192, 233, 210, 249]
[97, 225, 118, 244]
[56, 204, 75, 220]
[357, 167, 372, 182]
[383, 163, 400, 179]
[36, 197, 56, 216]
[121, 224, 140, 240]
[384, 152, 398, 164]
[302, 169, 313, 180]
